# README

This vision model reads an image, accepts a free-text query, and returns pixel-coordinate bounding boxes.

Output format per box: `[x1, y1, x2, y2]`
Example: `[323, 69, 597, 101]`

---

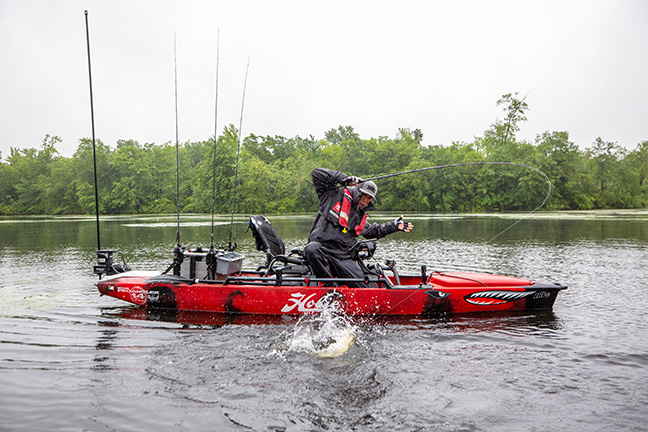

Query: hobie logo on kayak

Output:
[281, 292, 329, 313]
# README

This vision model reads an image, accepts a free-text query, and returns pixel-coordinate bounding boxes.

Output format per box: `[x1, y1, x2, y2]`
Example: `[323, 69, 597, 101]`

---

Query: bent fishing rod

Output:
[364, 161, 551, 211]
[360, 161, 553, 243]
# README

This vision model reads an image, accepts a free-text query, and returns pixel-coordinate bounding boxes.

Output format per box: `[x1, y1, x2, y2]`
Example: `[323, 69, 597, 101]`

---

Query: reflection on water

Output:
[1, 211, 647, 431]
[107, 304, 563, 336]
[106, 306, 302, 327]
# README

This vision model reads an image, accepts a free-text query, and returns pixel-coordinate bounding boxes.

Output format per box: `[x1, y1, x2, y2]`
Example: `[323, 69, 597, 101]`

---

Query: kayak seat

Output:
[248, 215, 309, 275]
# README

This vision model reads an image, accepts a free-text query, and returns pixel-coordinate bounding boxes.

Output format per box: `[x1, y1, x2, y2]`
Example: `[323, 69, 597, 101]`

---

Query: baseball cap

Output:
[358, 180, 378, 200]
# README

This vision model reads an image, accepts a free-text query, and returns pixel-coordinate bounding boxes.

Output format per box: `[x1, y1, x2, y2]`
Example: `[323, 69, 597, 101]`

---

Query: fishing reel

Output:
[350, 239, 376, 261]
[351, 239, 403, 286]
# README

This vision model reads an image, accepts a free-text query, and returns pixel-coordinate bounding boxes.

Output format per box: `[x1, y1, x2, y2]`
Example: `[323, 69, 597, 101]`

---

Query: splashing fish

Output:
[287, 311, 356, 358]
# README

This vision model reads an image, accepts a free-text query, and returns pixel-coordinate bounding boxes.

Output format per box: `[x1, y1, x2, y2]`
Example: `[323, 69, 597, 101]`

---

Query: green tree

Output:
[477, 92, 529, 157]
[587, 137, 637, 208]
[625, 141, 648, 207]
[324, 125, 360, 146]
[183, 125, 239, 213]
[72, 138, 112, 214]
[535, 131, 593, 209]
[2, 135, 64, 214]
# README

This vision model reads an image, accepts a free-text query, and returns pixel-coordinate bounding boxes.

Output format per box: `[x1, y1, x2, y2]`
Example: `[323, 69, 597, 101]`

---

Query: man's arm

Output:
[311, 168, 347, 197]
[362, 217, 414, 239]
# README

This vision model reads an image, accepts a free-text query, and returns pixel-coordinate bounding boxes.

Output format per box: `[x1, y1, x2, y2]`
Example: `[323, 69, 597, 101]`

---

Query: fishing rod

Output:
[362, 161, 552, 243]
[209, 30, 220, 250]
[173, 33, 181, 248]
[84, 10, 101, 251]
[366, 161, 550, 202]
[227, 57, 250, 251]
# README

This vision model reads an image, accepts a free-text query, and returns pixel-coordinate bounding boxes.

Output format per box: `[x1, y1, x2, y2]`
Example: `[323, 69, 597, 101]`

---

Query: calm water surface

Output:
[1, 211, 647, 431]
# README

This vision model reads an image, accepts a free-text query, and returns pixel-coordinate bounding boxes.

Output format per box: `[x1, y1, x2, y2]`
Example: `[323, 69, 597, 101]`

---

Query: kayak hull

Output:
[97, 271, 566, 316]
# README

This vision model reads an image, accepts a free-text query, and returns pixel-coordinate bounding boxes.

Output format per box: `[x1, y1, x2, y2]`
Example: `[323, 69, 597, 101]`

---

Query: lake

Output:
[1, 211, 647, 431]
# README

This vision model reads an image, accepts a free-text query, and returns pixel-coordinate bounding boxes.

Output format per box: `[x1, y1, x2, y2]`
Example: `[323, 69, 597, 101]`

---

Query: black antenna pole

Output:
[210, 30, 220, 250]
[84, 10, 101, 251]
[173, 33, 181, 247]
[228, 57, 250, 250]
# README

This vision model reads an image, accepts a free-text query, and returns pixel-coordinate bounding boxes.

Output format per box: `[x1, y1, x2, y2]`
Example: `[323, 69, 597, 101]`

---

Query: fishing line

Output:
[364, 161, 552, 243]
[228, 57, 250, 250]
[84, 10, 101, 251]
[173, 33, 181, 247]
[209, 30, 220, 250]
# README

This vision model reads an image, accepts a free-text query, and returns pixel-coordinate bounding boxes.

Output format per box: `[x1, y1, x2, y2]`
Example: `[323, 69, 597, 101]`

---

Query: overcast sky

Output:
[1, 0, 647, 158]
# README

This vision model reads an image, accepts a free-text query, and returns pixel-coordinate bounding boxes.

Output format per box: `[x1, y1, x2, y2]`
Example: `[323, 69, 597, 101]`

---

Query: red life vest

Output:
[329, 188, 367, 235]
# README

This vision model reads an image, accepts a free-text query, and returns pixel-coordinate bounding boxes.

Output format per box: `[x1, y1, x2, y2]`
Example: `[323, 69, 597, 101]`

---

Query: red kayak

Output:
[95, 215, 566, 317]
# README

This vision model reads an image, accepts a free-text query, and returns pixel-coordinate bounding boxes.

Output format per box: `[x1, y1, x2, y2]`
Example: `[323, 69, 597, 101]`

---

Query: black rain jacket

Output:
[308, 168, 399, 257]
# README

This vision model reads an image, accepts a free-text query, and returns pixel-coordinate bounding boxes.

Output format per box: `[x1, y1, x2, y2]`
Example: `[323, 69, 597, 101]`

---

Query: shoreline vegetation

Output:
[3, 209, 648, 223]
[2, 93, 647, 216]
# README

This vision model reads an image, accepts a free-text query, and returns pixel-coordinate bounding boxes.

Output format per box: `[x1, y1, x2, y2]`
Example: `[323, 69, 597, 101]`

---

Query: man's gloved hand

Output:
[394, 216, 413, 232]
[342, 175, 363, 186]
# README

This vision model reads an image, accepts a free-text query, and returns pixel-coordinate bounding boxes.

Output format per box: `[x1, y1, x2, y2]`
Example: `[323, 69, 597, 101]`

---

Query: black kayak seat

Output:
[248, 215, 306, 272]
[249, 215, 285, 257]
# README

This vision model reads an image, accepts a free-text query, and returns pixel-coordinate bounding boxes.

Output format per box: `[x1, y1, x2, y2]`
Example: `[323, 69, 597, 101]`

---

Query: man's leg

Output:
[303, 242, 334, 279]
[304, 242, 373, 288]
[330, 257, 373, 288]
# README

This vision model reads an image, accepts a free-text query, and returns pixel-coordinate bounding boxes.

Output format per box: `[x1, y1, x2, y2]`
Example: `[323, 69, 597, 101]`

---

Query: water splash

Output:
[283, 308, 357, 358]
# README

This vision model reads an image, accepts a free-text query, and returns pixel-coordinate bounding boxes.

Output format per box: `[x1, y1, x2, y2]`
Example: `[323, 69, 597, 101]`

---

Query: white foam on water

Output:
[283, 308, 357, 359]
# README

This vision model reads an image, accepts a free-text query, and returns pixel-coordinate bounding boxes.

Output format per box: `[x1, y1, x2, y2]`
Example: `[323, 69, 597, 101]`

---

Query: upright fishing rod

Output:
[227, 57, 250, 250]
[84, 10, 101, 251]
[209, 30, 220, 250]
[173, 33, 181, 247]
[363, 161, 553, 242]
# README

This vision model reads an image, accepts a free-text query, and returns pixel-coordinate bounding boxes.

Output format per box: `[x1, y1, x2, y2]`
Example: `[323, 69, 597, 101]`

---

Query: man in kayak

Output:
[304, 168, 413, 287]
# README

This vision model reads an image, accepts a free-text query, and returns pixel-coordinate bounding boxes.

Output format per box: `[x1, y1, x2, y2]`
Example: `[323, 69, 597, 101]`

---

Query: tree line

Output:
[1, 93, 647, 216]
